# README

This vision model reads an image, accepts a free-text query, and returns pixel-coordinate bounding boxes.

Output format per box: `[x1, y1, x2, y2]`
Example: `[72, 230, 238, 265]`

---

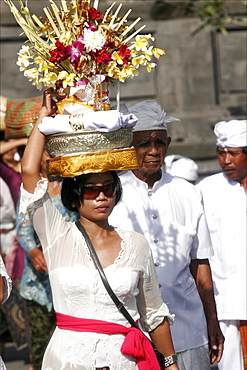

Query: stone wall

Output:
[1, 0, 246, 178]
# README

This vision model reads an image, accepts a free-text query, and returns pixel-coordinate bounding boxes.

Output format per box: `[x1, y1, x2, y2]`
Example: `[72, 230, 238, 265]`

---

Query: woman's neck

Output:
[79, 217, 113, 239]
[2, 158, 21, 173]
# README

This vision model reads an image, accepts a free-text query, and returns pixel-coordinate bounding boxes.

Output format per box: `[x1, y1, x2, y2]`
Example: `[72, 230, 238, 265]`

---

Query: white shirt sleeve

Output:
[131, 232, 175, 331]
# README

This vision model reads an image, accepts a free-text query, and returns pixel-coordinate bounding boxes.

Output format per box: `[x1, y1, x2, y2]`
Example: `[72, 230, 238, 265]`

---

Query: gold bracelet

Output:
[30, 114, 39, 128]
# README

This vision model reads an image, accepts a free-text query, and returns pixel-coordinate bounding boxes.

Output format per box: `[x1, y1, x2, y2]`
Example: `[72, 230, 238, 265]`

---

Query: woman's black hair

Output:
[61, 171, 122, 212]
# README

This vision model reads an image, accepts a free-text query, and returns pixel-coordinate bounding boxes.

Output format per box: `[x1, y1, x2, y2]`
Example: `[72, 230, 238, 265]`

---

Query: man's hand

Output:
[190, 258, 225, 363]
[207, 318, 224, 363]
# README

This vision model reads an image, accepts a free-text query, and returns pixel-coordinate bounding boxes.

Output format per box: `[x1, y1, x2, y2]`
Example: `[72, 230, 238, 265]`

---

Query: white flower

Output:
[18, 45, 30, 55]
[146, 62, 156, 72]
[17, 45, 31, 70]
[83, 28, 105, 52]
[17, 55, 30, 71]
[24, 68, 40, 79]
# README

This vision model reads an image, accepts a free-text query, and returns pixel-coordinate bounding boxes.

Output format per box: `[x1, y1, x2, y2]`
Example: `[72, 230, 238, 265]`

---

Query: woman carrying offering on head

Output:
[20, 88, 179, 370]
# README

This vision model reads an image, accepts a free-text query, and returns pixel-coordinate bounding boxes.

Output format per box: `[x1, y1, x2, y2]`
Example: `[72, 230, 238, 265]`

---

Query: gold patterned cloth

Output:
[46, 147, 137, 180]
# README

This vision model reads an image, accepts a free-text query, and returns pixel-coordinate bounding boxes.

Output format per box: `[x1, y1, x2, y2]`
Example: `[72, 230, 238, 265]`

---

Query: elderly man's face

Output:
[217, 147, 247, 183]
[132, 130, 171, 176]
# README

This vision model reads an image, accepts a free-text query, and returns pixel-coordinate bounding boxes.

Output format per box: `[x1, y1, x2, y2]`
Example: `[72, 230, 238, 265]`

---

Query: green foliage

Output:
[188, 0, 241, 35]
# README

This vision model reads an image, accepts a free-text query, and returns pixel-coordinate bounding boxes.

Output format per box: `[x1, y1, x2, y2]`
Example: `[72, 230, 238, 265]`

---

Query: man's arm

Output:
[190, 258, 224, 364]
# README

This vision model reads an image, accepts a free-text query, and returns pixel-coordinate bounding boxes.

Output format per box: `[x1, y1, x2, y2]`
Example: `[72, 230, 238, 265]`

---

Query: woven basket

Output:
[5, 96, 42, 139]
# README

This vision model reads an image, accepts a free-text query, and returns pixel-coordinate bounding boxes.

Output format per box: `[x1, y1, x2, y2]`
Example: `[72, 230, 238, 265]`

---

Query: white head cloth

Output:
[165, 155, 198, 182]
[38, 110, 137, 135]
[128, 100, 180, 132]
[214, 119, 247, 148]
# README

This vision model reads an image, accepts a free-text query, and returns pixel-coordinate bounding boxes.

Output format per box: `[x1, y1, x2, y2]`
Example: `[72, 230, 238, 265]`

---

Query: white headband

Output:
[214, 119, 247, 148]
[128, 100, 180, 132]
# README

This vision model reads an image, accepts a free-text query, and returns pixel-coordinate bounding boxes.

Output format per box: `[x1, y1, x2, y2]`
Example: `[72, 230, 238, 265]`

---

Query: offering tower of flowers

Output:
[6, 0, 165, 179]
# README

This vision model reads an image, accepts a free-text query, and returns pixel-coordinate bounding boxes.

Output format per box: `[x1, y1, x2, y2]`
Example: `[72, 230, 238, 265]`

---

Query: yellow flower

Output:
[111, 51, 124, 65]
[58, 71, 76, 88]
[130, 49, 138, 58]
[122, 65, 132, 77]
[142, 47, 154, 62]
[43, 72, 58, 87]
[24, 68, 40, 79]
[105, 61, 119, 78]
[132, 55, 145, 68]
[34, 56, 44, 65]
[153, 48, 166, 59]
[134, 34, 154, 52]
[146, 62, 157, 72]
[35, 79, 43, 91]
[119, 65, 138, 82]
[23, 68, 42, 89]
[118, 74, 127, 82]
[34, 57, 49, 73]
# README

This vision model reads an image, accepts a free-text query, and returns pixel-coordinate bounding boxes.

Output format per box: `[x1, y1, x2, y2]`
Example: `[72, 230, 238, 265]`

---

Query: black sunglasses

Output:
[80, 182, 117, 199]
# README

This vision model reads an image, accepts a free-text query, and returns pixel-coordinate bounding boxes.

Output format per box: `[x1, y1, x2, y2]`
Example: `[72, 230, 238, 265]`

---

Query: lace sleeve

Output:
[139, 302, 175, 333]
[19, 178, 48, 218]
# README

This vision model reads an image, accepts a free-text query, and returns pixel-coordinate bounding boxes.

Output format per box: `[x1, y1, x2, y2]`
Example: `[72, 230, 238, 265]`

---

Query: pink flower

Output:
[87, 22, 98, 32]
[65, 40, 85, 62]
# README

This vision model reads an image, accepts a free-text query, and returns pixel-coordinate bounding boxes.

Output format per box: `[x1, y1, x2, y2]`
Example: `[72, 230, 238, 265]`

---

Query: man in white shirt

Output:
[164, 155, 199, 185]
[109, 100, 224, 370]
[196, 119, 247, 370]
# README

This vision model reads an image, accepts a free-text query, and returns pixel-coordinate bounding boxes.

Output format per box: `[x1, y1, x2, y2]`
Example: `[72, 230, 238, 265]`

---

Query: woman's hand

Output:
[29, 247, 48, 273]
[149, 318, 179, 369]
[38, 87, 65, 120]
[166, 364, 179, 370]
[21, 87, 64, 193]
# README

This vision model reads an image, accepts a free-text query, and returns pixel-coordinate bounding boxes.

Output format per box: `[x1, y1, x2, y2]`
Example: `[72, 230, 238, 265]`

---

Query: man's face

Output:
[132, 130, 171, 177]
[217, 147, 247, 183]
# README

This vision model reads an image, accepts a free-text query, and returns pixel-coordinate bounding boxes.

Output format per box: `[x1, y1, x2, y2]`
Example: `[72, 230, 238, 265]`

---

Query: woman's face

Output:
[78, 172, 117, 222]
[2, 148, 17, 161]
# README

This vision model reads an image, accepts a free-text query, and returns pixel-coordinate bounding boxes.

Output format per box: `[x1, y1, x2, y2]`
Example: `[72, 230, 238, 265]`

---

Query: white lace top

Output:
[20, 179, 174, 370]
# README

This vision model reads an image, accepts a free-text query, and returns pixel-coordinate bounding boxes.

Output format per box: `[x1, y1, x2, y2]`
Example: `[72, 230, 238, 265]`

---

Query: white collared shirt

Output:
[196, 172, 247, 320]
[110, 171, 213, 352]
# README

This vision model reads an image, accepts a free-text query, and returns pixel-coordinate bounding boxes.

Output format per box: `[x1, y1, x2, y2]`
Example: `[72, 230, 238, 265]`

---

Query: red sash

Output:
[56, 311, 160, 370]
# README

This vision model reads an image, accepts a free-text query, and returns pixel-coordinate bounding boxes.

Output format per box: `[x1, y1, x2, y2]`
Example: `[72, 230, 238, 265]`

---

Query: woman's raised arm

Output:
[0, 138, 28, 155]
[21, 88, 61, 193]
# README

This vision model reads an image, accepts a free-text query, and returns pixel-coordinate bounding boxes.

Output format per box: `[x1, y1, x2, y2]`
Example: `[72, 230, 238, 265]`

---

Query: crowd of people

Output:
[1, 90, 246, 369]
[1, 0, 246, 367]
